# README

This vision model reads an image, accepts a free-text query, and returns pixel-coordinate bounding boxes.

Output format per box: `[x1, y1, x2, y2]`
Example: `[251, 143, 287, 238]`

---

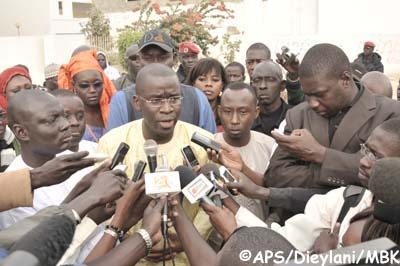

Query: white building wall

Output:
[0, 0, 51, 36]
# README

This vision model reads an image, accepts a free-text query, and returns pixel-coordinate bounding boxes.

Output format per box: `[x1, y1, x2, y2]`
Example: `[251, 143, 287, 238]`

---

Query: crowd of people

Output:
[0, 26, 399, 266]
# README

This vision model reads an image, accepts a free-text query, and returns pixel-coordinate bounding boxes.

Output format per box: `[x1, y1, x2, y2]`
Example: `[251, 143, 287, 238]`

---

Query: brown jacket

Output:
[0, 168, 32, 212]
[265, 88, 400, 189]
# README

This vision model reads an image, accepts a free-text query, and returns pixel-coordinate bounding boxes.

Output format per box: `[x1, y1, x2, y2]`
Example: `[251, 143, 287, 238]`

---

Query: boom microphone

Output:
[8, 214, 75, 266]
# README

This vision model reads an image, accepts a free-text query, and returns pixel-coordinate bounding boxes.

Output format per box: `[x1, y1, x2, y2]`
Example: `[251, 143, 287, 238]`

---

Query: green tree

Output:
[81, 6, 111, 37]
[116, 28, 143, 70]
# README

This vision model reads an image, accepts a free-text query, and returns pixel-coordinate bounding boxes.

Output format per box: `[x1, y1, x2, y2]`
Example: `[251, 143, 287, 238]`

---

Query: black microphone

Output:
[177, 165, 216, 206]
[143, 139, 158, 173]
[8, 214, 75, 266]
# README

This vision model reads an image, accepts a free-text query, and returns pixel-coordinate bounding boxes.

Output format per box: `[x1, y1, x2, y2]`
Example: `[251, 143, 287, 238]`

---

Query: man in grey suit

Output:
[266, 43, 400, 190]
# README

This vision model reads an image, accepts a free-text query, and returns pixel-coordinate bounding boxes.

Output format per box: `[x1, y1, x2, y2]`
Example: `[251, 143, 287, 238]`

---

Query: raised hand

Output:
[30, 151, 96, 189]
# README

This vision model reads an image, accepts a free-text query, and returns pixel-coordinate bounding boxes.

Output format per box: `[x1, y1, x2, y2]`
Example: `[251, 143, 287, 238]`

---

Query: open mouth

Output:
[159, 120, 175, 129]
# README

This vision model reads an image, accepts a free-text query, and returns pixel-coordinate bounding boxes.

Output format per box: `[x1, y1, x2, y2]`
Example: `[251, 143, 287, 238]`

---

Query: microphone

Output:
[178, 165, 216, 206]
[8, 214, 75, 266]
[143, 139, 158, 173]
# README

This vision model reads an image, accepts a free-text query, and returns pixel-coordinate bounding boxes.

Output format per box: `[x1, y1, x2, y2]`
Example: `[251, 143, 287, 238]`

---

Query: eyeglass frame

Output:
[137, 95, 184, 108]
[360, 143, 378, 161]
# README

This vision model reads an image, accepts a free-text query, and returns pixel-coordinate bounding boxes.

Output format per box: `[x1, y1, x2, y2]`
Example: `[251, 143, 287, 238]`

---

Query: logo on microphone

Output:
[145, 171, 181, 198]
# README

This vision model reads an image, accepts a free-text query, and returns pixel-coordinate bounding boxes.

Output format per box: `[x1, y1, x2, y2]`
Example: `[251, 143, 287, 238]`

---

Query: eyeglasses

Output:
[76, 81, 103, 90]
[360, 143, 377, 161]
[139, 96, 183, 107]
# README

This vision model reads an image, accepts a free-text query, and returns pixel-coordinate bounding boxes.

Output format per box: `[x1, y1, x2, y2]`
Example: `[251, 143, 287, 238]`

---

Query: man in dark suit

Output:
[265, 43, 400, 190]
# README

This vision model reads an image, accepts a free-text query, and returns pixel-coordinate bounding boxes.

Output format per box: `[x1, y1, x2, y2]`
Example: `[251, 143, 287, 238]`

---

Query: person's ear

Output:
[340, 71, 352, 88]
[280, 80, 286, 92]
[12, 124, 29, 142]
[133, 95, 141, 112]
[254, 105, 260, 119]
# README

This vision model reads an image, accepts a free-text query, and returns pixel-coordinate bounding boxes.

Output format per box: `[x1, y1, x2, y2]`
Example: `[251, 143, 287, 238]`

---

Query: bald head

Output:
[8, 90, 58, 127]
[71, 45, 92, 57]
[252, 61, 283, 81]
[361, 71, 393, 98]
[136, 63, 179, 96]
[217, 227, 294, 266]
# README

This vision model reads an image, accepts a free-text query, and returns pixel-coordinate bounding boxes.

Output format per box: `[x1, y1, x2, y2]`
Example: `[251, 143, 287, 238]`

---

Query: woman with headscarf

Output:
[97, 51, 120, 81]
[58, 49, 116, 143]
[0, 66, 31, 167]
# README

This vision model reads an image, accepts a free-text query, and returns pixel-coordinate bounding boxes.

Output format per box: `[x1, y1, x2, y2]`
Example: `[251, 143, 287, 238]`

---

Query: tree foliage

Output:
[81, 6, 111, 37]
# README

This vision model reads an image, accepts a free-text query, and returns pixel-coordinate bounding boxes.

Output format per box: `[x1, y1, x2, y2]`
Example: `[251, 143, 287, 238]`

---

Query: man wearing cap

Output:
[113, 44, 140, 91]
[43, 63, 60, 91]
[353, 41, 384, 72]
[176, 41, 200, 83]
[107, 29, 216, 133]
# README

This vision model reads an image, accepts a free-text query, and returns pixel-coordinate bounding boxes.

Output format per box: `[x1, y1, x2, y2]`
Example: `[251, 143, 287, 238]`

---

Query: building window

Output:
[58, 1, 63, 15]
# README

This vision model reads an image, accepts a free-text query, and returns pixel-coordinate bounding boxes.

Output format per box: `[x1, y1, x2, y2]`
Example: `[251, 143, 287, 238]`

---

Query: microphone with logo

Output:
[1, 215, 75, 266]
[177, 165, 216, 206]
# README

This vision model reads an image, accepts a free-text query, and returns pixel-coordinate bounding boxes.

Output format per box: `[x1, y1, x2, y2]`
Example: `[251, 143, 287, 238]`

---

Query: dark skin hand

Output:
[207, 141, 264, 186]
[111, 179, 146, 232]
[169, 195, 217, 266]
[312, 222, 340, 254]
[271, 129, 326, 164]
[276, 50, 299, 79]
[30, 151, 96, 189]
[86, 198, 166, 266]
[201, 202, 237, 241]
[63, 160, 113, 204]
[67, 170, 127, 219]
[146, 197, 183, 262]
[225, 169, 270, 200]
[84, 169, 128, 224]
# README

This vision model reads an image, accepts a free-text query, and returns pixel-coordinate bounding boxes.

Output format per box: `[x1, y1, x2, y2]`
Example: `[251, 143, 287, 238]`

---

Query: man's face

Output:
[179, 53, 199, 73]
[138, 45, 174, 68]
[245, 49, 269, 78]
[358, 127, 400, 187]
[251, 64, 283, 106]
[45, 76, 58, 91]
[97, 54, 107, 70]
[56, 96, 85, 152]
[363, 45, 374, 56]
[126, 53, 141, 77]
[300, 74, 349, 118]
[25, 99, 71, 156]
[5, 75, 32, 100]
[219, 89, 259, 141]
[134, 75, 181, 142]
[72, 70, 103, 107]
[225, 66, 245, 83]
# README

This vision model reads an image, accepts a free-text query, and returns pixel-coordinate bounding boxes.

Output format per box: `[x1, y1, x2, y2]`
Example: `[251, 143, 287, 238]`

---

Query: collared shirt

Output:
[328, 85, 364, 143]
[97, 119, 213, 266]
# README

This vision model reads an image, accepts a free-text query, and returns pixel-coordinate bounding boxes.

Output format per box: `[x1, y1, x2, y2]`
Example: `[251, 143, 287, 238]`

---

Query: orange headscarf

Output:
[58, 49, 116, 126]
[0, 66, 31, 110]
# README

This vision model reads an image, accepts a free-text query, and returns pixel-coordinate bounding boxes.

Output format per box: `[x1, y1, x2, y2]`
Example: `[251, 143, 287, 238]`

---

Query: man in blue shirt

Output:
[107, 29, 216, 133]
